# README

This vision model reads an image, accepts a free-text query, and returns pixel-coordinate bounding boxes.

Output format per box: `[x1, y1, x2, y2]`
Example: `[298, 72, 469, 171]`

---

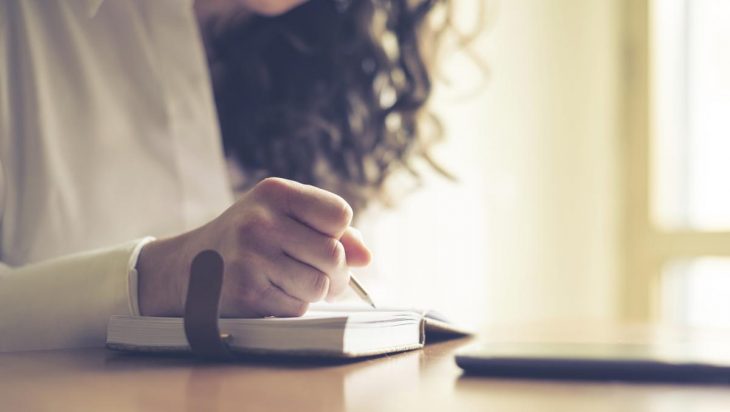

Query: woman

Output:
[0, 0, 446, 351]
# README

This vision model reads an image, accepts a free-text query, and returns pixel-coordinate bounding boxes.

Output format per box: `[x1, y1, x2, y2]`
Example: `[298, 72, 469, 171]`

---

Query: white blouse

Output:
[0, 0, 234, 351]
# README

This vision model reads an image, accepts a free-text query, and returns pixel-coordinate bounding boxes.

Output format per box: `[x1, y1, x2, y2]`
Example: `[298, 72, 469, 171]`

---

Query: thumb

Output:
[340, 227, 372, 267]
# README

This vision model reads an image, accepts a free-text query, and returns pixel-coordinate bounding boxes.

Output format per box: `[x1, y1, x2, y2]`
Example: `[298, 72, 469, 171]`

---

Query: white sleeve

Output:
[0, 237, 155, 352]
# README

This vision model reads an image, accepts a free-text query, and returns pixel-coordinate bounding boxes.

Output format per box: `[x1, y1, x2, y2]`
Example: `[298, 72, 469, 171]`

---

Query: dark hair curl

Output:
[206, 0, 453, 214]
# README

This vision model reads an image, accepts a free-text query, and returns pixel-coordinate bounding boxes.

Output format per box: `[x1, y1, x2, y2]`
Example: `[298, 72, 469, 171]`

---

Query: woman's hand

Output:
[136, 177, 371, 317]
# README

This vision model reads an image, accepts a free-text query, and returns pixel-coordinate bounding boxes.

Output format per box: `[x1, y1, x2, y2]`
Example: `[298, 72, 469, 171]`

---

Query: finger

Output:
[252, 178, 353, 237]
[256, 282, 309, 317]
[268, 255, 331, 302]
[276, 216, 350, 297]
[324, 271, 359, 303]
[340, 227, 372, 267]
[278, 180, 353, 237]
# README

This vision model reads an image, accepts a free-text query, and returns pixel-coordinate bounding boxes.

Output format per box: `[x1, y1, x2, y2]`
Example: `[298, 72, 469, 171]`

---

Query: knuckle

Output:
[237, 209, 275, 241]
[254, 177, 292, 201]
[257, 177, 289, 192]
[325, 238, 346, 269]
[253, 177, 300, 215]
[332, 198, 353, 229]
[307, 272, 330, 301]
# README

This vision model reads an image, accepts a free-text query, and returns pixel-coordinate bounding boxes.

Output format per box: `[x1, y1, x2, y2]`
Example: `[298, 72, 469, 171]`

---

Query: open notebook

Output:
[107, 305, 472, 358]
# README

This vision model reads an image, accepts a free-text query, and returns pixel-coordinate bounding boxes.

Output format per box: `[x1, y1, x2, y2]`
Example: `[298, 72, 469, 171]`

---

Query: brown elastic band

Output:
[183, 250, 233, 360]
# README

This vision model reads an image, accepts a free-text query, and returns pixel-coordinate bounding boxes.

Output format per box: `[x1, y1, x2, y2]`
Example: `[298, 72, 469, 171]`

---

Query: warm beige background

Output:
[359, 0, 623, 329]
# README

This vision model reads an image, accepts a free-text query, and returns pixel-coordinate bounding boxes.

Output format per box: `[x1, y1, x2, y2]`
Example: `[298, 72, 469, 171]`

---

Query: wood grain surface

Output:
[2, 323, 730, 412]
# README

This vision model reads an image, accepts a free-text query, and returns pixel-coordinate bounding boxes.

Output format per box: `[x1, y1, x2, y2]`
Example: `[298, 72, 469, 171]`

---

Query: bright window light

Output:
[653, 0, 730, 326]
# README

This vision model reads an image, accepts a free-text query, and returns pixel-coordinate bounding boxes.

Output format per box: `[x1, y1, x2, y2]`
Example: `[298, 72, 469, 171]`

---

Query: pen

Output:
[349, 273, 376, 308]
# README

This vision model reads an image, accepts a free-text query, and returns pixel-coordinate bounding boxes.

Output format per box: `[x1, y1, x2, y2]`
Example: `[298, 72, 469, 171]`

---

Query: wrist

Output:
[136, 234, 191, 316]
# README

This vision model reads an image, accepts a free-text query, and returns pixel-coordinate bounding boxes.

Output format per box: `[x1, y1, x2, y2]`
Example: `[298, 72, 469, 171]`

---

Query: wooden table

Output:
[2, 324, 730, 412]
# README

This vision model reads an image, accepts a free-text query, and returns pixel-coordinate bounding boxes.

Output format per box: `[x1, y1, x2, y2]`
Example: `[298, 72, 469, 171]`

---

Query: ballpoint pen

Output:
[349, 273, 376, 308]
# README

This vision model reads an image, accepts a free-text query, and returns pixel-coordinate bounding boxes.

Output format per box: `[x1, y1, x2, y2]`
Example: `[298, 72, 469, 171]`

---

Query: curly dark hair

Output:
[205, 0, 455, 214]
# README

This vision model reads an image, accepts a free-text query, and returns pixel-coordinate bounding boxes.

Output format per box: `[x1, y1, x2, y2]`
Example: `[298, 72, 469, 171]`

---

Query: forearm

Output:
[0, 238, 152, 352]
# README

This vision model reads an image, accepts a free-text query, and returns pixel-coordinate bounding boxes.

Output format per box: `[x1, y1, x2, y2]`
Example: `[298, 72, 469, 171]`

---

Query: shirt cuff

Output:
[126, 236, 156, 316]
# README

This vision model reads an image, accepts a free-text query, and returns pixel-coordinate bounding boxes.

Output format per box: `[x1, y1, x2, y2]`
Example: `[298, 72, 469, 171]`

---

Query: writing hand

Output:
[137, 178, 371, 317]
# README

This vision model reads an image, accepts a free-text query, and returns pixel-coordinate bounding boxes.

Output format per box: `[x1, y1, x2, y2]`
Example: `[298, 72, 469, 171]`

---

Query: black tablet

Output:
[456, 342, 730, 383]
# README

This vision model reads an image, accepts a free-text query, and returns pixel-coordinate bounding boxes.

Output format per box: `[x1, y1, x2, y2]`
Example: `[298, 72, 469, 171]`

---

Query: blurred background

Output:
[358, 0, 730, 331]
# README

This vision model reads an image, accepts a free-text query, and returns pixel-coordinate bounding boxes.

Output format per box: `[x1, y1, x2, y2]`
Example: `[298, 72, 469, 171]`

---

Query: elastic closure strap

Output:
[183, 250, 233, 360]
